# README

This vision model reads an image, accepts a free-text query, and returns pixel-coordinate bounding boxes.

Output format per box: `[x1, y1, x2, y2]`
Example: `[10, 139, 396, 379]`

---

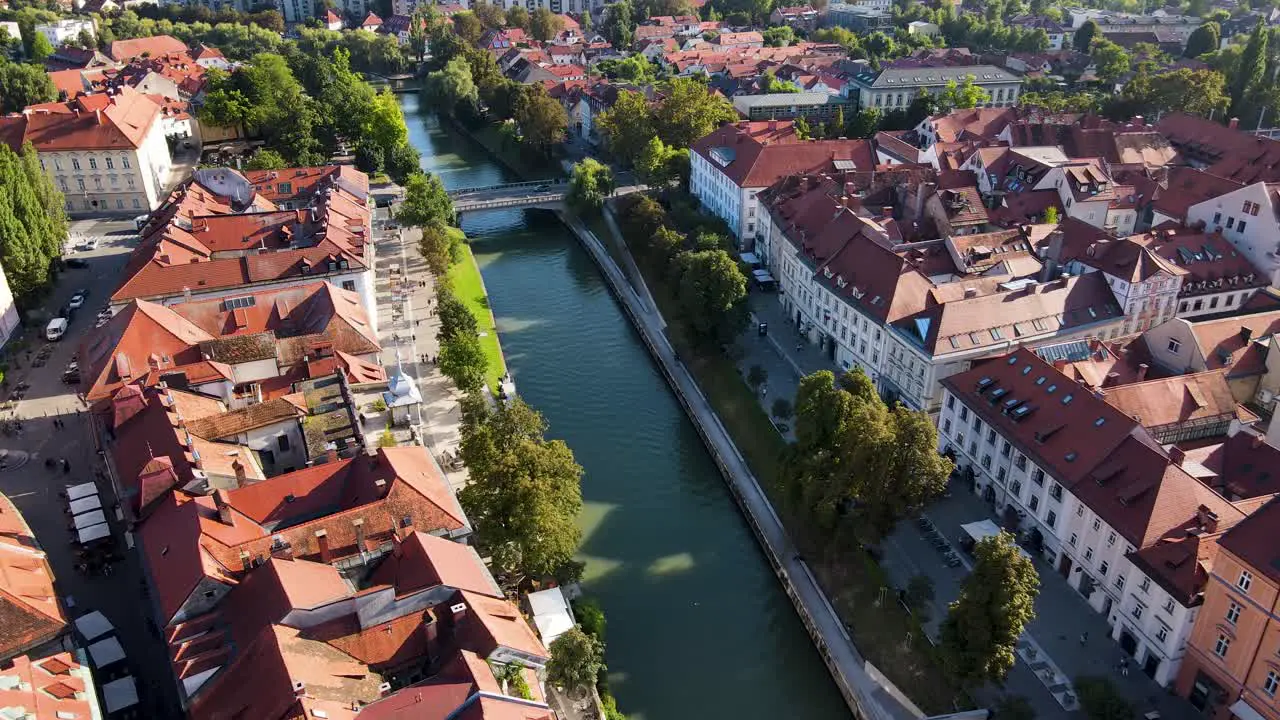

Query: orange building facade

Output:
[1176, 499, 1280, 720]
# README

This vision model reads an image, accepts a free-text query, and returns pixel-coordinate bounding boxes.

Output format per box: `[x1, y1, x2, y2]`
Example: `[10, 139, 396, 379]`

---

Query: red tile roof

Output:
[3, 86, 162, 152]
[80, 300, 215, 405]
[1179, 429, 1280, 501]
[0, 493, 67, 660]
[1156, 113, 1280, 184]
[693, 121, 878, 189]
[1218, 495, 1280, 584]
[1100, 369, 1243, 430]
[369, 532, 503, 599]
[1189, 309, 1280, 375]
[0, 652, 95, 719]
[109, 34, 189, 62]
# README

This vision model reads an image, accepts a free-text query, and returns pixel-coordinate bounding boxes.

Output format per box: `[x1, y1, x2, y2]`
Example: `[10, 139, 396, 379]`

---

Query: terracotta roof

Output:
[4, 86, 162, 152]
[457, 590, 547, 660]
[693, 121, 878, 188]
[182, 398, 304, 441]
[1179, 430, 1280, 501]
[188, 624, 384, 720]
[79, 300, 215, 406]
[0, 493, 67, 660]
[925, 107, 1018, 143]
[1218, 495, 1280, 584]
[109, 34, 188, 62]
[359, 650, 552, 720]
[1156, 113, 1280, 184]
[368, 532, 503, 599]
[1145, 166, 1242, 221]
[1033, 335, 1159, 390]
[138, 447, 468, 624]
[1189, 309, 1280, 374]
[0, 652, 95, 720]
[1101, 369, 1242, 430]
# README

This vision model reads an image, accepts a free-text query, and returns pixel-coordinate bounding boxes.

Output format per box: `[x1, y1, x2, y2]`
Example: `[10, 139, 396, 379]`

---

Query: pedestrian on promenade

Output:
[1080, 632, 1089, 645]
[760, 384, 768, 398]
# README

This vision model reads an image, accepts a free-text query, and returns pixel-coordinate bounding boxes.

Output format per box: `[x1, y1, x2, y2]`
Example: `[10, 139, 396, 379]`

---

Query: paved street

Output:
[0, 219, 183, 718]
[371, 202, 469, 490]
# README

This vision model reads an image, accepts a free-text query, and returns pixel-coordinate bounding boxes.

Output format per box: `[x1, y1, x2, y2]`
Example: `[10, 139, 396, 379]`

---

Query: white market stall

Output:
[68, 494, 102, 515]
[65, 482, 98, 501]
[960, 520, 1034, 561]
[74, 611, 114, 642]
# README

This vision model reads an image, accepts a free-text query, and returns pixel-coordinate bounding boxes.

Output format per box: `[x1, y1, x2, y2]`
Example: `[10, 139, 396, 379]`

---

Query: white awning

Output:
[72, 510, 106, 531]
[74, 611, 114, 642]
[77, 523, 110, 544]
[102, 676, 139, 713]
[739, 251, 761, 265]
[960, 520, 1033, 561]
[66, 482, 98, 501]
[752, 269, 777, 282]
[88, 636, 126, 668]
[69, 494, 102, 515]
[1230, 700, 1268, 720]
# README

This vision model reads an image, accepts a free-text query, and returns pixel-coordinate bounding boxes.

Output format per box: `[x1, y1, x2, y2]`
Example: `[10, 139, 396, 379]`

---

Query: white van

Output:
[46, 317, 68, 341]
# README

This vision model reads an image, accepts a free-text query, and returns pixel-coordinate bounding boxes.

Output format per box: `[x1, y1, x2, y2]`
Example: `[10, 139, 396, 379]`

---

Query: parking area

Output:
[879, 488, 1201, 720]
[0, 219, 183, 718]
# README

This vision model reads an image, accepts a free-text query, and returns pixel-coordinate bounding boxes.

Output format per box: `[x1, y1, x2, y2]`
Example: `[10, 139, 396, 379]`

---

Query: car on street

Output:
[46, 317, 68, 341]
[68, 292, 86, 310]
[79, 238, 98, 251]
[535, 184, 552, 192]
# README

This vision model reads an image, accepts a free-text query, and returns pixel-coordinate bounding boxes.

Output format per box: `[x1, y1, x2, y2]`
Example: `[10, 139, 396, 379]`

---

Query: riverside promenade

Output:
[556, 210, 926, 720]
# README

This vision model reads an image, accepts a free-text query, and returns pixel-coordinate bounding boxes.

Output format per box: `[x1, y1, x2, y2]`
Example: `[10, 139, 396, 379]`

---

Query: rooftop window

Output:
[1062, 394, 1074, 405]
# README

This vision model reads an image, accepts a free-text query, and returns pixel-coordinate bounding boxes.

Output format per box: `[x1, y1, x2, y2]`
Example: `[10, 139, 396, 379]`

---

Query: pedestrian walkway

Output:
[372, 211, 469, 490]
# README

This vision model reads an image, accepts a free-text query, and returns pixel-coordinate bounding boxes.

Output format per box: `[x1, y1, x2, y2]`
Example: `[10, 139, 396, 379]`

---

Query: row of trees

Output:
[618, 195, 748, 348]
[0, 143, 69, 301]
[597, 78, 736, 168]
[0, 56, 55, 114]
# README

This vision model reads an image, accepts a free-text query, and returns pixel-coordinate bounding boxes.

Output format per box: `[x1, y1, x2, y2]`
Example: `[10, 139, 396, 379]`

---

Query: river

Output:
[400, 92, 847, 720]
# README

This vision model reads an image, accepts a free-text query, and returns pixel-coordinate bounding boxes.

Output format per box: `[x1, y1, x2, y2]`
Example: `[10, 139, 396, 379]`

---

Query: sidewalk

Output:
[372, 209, 469, 490]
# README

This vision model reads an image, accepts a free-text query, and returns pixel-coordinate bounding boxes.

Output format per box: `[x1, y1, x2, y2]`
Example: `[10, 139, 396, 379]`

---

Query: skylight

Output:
[1065, 451, 1078, 462]
[1094, 417, 1106, 426]
[1062, 394, 1074, 405]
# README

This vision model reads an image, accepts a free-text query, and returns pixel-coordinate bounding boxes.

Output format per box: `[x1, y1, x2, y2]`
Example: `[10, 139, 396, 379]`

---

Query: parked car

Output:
[46, 318, 68, 341]
[79, 238, 98, 251]
[68, 292, 86, 310]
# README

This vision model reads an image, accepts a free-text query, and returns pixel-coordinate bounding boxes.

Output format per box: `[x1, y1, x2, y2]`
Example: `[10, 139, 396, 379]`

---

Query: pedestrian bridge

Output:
[449, 180, 568, 213]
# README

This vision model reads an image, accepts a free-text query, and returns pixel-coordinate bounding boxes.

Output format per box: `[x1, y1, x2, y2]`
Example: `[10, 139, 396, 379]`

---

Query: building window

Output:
[960, 407, 969, 421]
[1046, 510, 1056, 528]
[1099, 561, 1109, 576]
[122, 156, 130, 169]
[1156, 624, 1169, 642]
[1265, 671, 1279, 697]
[997, 467, 1007, 483]
[1069, 532, 1078, 546]
[1238, 221, 1247, 233]
[1092, 518, 1102, 531]
[1085, 547, 1094, 561]
[277, 435, 290, 451]
[947, 395, 955, 410]
[1140, 577, 1151, 593]
[116, 199, 123, 209]
[1015, 454, 1026, 470]
[1011, 480, 1022, 496]
[1029, 496, 1039, 511]
[1107, 531, 1116, 546]
[89, 158, 97, 170]
[1213, 634, 1230, 659]
[1167, 338, 1181, 353]
[54, 158, 62, 171]
[76, 179, 84, 191]
[1077, 505, 1085, 517]
[1226, 601, 1241, 625]
[982, 454, 992, 470]
[1001, 440, 1011, 458]
[1239, 571, 1253, 592]
[133, 199, 141, 209]
[106, 157, 114, 169]
[1132, 602, 1144, 620]
[1032, 469, 1045, 486]
[1114, 575, 1125, 590]
[72, 159, 81, 170]
[986, 429, 996, 444]
[1050, 483, 1062, 501]
[943, 419, 952, 434]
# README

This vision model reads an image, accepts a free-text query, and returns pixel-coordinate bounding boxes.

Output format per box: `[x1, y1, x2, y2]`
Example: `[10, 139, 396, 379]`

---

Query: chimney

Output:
[315, 529, 331, 564]
[768, 118, 777, 131]
[95, 109, 103, 125]
[352, 518, 366, 553]
[231, 459, 247, 486]
[963, 287, 977, 298]
[213, 489, 233, 526]
[1040, 229, 1065, 282]
[239, 550, 251, 571]
[1240, 326, 1254, 344]
[324, 447, 338, 464]
[1131, 115, 1144, 127]
[1196, 504, 1219, 534]
[292, 680, 306, 698]
[1253, 432, 1266, 449]
[1169, 446, 1185, 466]
[1137, 363, 1149, 382]
[881, 205, 894, 218]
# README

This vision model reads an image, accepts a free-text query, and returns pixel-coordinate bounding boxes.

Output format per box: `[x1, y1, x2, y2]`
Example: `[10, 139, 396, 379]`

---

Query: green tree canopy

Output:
[424, 55, 479, 117]
[547, 628, 605, 691]
[397, 172, 454, 228]
[1184, 21, 1219, 58]
[506, 5, 530, 29]
[0, 143, 68, 300]
[940, 532, 1040, 687]
[1091, 39, 1132, 83]
[1074, 19, 1099, 51]
[513, 84, 567, 155]
[0, 59, 56, 114]
[567, 158, 615, 212]
[529, 7, 564, 41]
[597, 89, 654, 167]
[1232, 20, 1268, 117]
[671, 249, 747, 346]
[458, 397, 584, 586]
